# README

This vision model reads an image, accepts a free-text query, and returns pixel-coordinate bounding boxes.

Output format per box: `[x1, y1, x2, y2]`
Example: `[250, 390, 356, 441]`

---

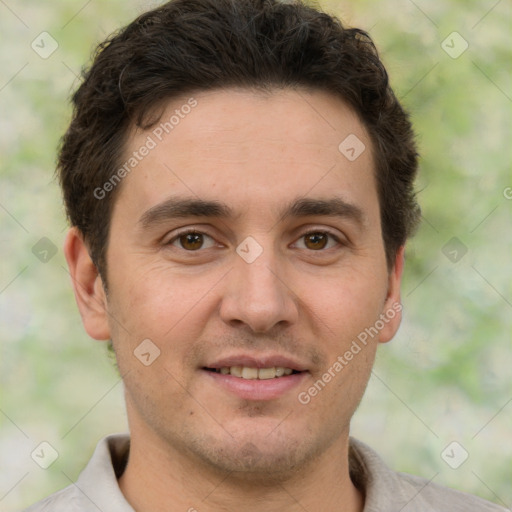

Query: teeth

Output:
[257, 367, 276, 380]
[214, 366, 296, 379]
[242, 367, 258, 379]
[230, 366, 243, 377]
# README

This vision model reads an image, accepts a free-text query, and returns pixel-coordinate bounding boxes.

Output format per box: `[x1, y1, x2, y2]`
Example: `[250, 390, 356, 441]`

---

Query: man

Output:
[25, 0, 505, 510]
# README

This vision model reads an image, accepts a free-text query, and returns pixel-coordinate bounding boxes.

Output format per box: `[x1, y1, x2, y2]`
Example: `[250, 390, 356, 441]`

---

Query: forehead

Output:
[114, 88, 378, 223]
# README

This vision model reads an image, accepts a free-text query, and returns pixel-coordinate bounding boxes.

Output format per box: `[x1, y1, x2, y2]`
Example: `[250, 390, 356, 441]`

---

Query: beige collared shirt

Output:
[24, 434, 506, 511]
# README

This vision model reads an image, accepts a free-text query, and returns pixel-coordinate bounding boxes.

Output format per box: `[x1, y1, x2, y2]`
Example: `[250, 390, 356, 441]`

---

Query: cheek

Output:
[106, 260, 220, 363]
[301, 266, 388, 345]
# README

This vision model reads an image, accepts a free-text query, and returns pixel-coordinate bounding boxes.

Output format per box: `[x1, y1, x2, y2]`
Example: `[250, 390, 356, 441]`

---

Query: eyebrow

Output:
[139, 198, 233, 228]
[283, 197, 365, 227]
[138, 196, 365, 229]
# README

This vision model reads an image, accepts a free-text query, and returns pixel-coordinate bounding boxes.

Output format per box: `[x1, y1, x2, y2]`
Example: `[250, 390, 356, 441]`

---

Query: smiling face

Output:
[68, 87, 403, 480]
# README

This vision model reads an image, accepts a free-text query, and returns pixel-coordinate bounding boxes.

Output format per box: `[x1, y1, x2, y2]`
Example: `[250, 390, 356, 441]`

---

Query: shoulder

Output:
[394, 470, 507, 511]
[22, 433, 132, 512]
[22, 485, 86, 511]
[349, 438, 507, 512]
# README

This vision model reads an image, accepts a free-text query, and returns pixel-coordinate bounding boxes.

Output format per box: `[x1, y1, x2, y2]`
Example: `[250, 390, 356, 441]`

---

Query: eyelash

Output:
[165, 229, 344, 252]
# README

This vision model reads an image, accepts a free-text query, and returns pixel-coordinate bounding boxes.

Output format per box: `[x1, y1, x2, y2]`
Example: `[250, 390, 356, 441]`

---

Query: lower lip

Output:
[202, 369, 308, 401]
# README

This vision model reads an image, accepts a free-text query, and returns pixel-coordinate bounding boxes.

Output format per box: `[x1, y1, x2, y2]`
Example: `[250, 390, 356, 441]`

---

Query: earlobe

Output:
[378, 245, 405, 344]
[63, 227, 111, 341]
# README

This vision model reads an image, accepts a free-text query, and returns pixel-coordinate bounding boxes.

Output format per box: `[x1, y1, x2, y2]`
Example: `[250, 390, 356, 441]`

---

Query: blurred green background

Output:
[0, 1, 510, 510]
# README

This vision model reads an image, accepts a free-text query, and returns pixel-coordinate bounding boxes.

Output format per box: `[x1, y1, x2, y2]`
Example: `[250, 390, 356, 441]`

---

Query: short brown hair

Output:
[58, 0, 420, 282]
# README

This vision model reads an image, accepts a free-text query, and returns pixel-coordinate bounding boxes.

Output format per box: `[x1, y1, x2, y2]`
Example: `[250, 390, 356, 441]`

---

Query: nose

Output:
[219, 245, 299, 333]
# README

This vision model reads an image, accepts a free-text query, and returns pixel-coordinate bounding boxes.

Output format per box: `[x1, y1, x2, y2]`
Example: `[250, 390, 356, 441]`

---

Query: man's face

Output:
[95, 88, 402, 476]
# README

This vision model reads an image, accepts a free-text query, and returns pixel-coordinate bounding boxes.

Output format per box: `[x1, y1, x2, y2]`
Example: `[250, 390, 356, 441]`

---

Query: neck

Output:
[118, 426, 364, 512]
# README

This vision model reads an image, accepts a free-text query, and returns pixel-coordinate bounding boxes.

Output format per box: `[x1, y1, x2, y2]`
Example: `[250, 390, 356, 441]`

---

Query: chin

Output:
[179, 427, 325, 483]
[207, 443, 305, 480]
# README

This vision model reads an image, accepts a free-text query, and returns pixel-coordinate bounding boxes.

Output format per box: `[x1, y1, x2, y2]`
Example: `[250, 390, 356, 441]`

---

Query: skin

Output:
[64, 88, 404, 512]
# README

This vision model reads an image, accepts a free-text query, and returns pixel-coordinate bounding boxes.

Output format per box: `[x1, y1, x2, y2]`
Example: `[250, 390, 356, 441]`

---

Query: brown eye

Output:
[179, 232, 204, 250]
[166, 230, 218, 253]
[303, 232, 329, 250]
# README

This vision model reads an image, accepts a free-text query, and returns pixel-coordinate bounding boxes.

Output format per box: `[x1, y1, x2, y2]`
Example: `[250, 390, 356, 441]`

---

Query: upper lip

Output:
[204, 353, 309, 372]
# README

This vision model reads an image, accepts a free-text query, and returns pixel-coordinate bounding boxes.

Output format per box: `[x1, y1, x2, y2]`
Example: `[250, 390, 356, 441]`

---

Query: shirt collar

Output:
[75, 433, 134, 511]
[76, 433, 404, 511]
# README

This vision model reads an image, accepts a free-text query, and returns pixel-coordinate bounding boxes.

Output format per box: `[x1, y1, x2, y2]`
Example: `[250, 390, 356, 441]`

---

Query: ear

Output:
[63, 227, 111, 340]
[378, 245, 405, 344]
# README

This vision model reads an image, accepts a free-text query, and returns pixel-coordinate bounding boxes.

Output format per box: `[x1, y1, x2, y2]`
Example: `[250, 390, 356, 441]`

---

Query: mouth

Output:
[203, 366, 301, 379]
[201, 355, 309, 401]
